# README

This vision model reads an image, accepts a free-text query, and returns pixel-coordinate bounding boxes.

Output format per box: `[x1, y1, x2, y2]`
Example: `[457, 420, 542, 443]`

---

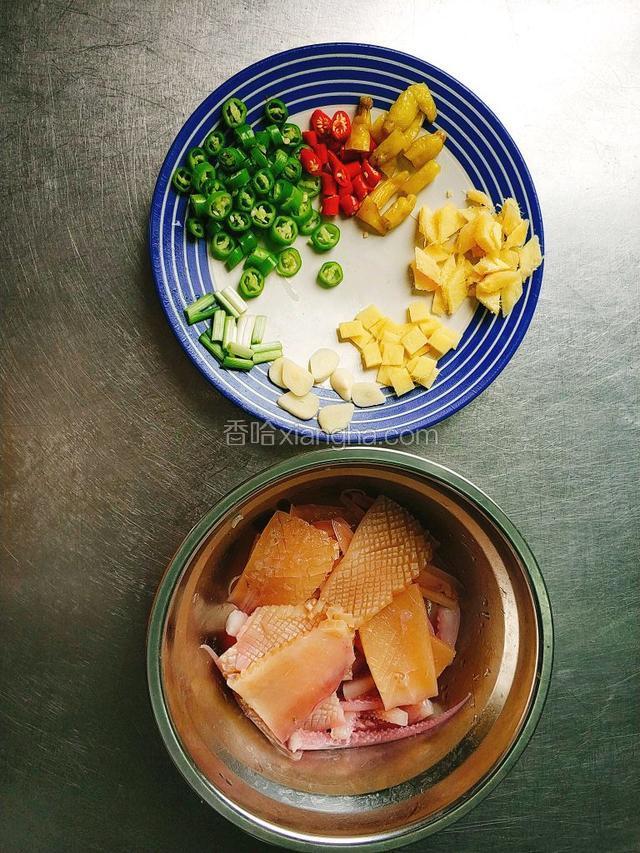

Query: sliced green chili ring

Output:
[298, 176, 321, 199]
[203, 129, 225, 159]
[282, 157, 302, 183]
[254, 130, 270, 151]
[317, 261, 343, 289]
[292, 143, 311, 158]
[265, 124, 283, 147]
[235, 188, 255, 213]
[226, 211, 251, 233]
[250, 147, 269, 169]
[264, 98, 288, 125]
[299, 209, 322, 236]
[186, 218, 205, 240]
[225, 245, 245, 271]
[244, 247, 277, 277]
[238, 267, 265, 299]
[310, 222, 340, 252]
[206, 219, 222, 238]
[252, 167, 275, 197]
[186, 146, 207, 171]
[218, 146, 246, 172]
[280, 185, 306, 214]
[291, 199, 313, 227]
[276, 247, 302, 278]
[234, 123, 256, 149]
[221, 97, 248, 129]
[270, 215, 298, 247]
[270, 148, 289, 177]
[189, 193, 209, 219]
[207, 190, 233, 221]
[209, 230, 236, 260]
[202, 176, 224, 197]
[237, 230, 258, 256]
[227, 168, 251, 190]
[250, 201, 276, 230]
[281, 122, 303, 147]
[172, 166, 192, 194]
[270, 178, 294, 206]
[192, 160, 217, 192]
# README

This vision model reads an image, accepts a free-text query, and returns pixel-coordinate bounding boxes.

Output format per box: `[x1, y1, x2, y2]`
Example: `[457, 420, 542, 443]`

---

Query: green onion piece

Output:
[222, 315, 237, 349]
[251, 315, 267, 344]
[210, 310, 226, 341]
[184, 293, 216, 324]
[227, 341, 254, 359]
[222, 286, 248, 315]
[199, 333, 225, 363]
[214, 290, 240, 318]
[252, 349, 282, 364]
[237, 315, 255, 347]
[251, 340, 282, 354]
[222, 355, 253, 371]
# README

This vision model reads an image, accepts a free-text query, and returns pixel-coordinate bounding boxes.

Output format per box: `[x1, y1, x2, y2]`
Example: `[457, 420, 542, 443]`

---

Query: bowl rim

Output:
[146, 448, 554, 851]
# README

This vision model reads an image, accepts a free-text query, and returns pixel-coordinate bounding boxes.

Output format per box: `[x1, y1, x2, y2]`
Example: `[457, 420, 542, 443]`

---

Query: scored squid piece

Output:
[313, 496, 432, 626]
[434, 603, 461, 648]
[228, 618, 355, 744]
[288, 694, 470, 751]
[302, 692, 346, 732]
[229, 511, 337, 612]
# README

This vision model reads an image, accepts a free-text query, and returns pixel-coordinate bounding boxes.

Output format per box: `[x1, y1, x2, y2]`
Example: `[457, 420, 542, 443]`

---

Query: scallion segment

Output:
[210, 310, 226, 342]
[184, 293, 216, 325]
[227, 341, 254, 359]
[252, 340, 283, 354]
[199, 333, 225, 363]
[251, 315, 267, 345]
[222, 355, 253, 371]
[222, 315, 237, 349]
[252, 349, 282, 364]
[221, 287, 248, 315]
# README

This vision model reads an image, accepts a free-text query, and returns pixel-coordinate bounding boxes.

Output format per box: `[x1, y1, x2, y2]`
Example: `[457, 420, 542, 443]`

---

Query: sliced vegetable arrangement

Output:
[201, 492, 468, 757]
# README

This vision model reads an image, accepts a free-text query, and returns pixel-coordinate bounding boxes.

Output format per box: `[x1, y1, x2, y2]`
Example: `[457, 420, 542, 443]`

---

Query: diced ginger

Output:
[497, 198, 522, 235]
[517, 235, 543, 278]
[418, 205, 438, 245]
[440, 263, 468, 315]
[466, 189, 493, 209]
[356, 304, 384, 330]
[416, 367, 439, 389]
[410, 260, 438, 292]
[351, 382, 385, 408]
[424, 244, 452, 263]
[381, 329, 402, 345]
[455, 219, 478, 254]
[389, 367, 415, 396]
[361, 340, 382, 368]
[414, 246, 441, 287]
[476, 288, 501, 314]
[478, 269, 522, 295]
[504, 219, 529, 249]
[338, 320, 364, 340]
[382, 343, 405, 366]
[500, 276, 524, 316]
[499, 248, 520, 270]
[474, 255, 509, 276]
[474, 210, 502, 254]
[376, 365, 393, 386]
[429, 327, 461, 356]
[409, 354, 438, 381]
[369, 318, 387, 339]
[407, 301, 432, 323]
[400, 325, 429, 356]
[318, 403, 355, 434]
[385, 320, 406, 337]
[351, 331, 373, 350]
[434, 204, 466, 243]
[431, 287, 446, 315]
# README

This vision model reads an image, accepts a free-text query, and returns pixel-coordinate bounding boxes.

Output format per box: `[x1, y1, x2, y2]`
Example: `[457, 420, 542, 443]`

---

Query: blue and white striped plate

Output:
[149, 43, 544, 442]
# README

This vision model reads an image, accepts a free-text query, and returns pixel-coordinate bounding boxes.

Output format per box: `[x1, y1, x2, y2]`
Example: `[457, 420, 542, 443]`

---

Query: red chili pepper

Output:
[299, 148, 322, 175]
[320, 171, 337, 196]
[361, 158, 382, 188]
[341, 147, 361, 163]
[326, 135, 342, 152]
[327, 151, 351, 189]
[352, 173, 369, 201]
[302, 130, 318, 148]
[314, 142, 328, 165]
[344, 160, 362, 179]
[321, 195, 340, 216]
[310, 109, 332, 138]
[339, 192, 360, 216]
[331, 110, 351, 142]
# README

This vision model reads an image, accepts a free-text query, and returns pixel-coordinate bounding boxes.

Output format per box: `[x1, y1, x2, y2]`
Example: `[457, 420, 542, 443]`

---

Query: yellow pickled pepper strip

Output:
[409, 83, 437, 122]
[405, 130, 447, 168]
[402, 113, 424, 146]
[369, 170, 409, 207]
[383, 88, 419, 134]
[398, 160, 441, 196]
[345, 96, 373, 152]
[382, 194, 417, 231]
[370, 111, 387, 143]
[356, 196, 387, 235]
[370, 128, 407, 165]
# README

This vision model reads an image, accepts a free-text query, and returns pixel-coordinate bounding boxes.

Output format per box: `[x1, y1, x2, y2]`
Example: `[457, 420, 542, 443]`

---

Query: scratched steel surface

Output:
[1, 1, 639, 851]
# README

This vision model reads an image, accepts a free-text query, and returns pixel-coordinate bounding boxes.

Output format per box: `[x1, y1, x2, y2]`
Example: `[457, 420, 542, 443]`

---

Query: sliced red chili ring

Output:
[320, 172, 337, 196]
[331, 110, 351, 142]
[310, 108, 332, 138]
[321, 195, 340, 217]
[299, 148, 322, 175]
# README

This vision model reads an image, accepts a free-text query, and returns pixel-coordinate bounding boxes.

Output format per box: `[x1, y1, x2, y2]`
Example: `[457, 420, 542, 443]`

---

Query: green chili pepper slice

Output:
[252, 167, 275, 197]
[172, 167, 192, 194]
[281, 122, 303, 147]
[250, 147, 269, 169]
[192, 161, 217, 192]
[235, 188, 255, 213]
[270, 215, 298, 247]
[225, 245, 245, 271]
[186, 218, 205, 240]
[186, 146, 207, 170]
[299, 209, 322, 236]
[206, 219, 222, 238]
[291, 198, 313, 227]
[298, 176, 321, 199]
[189, 193, 209, 219]
[265, 124, 283, 147]
[218, 146, 246, 172]
[226, 211, 251, 233]
[254, 130, 271, 150]
[207, 190, 233, 221]
[244, 246, 277, 277]
[250, 201, 276, 230]
[203, 129, 225, 159]
[238, 267, 265, 299]
[310, 222, 340, 252]
[270, 178, 294, 206]
[221, 97, 248, 129]
[234, 123, 256, 149]
[317, 261, 343, 289]
[292, 143, 310, 158]
[276, 247, 302, 278]
[227, 168, 251, 190]
[237, 230, 257, 256]
[280, 185, 306, 214]
[210, 230, 236, 260]
[264, 98, 288, 125]
[201, 177, 224, 197]
[270, 148, 289, 177]
[281, 157, 302, 183]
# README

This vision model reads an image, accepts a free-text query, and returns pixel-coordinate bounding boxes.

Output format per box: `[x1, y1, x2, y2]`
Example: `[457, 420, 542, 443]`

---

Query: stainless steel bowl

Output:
[147, 448, 553, 850]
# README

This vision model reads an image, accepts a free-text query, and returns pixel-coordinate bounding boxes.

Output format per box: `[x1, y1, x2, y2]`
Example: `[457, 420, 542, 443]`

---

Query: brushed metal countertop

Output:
[1, 1, 638, 851]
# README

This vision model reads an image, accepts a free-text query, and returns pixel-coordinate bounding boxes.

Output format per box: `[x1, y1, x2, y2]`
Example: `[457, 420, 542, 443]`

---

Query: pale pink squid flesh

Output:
[435, 604, 461, 648]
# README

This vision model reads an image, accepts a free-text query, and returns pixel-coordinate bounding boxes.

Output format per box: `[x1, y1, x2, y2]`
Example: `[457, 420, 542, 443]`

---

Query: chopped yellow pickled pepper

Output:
[382, 194, 417, 231]
[346, 95, 373, 152]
